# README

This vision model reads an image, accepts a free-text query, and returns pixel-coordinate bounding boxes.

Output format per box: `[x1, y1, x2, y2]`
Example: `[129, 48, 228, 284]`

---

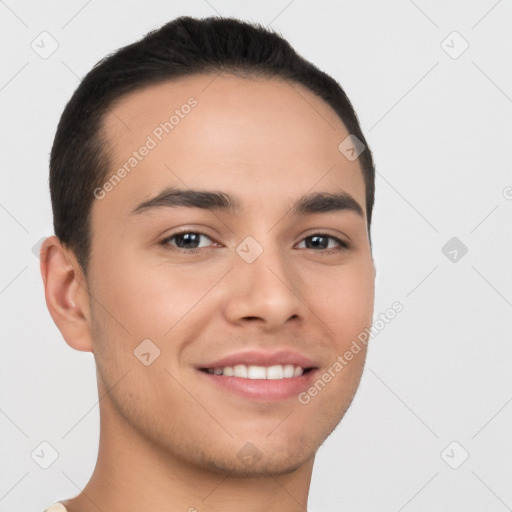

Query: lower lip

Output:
[196, 369, 319, 401]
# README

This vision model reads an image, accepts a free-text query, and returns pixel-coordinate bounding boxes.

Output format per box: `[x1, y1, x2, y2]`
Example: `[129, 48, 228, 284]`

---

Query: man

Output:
[41, 15, 376, 512]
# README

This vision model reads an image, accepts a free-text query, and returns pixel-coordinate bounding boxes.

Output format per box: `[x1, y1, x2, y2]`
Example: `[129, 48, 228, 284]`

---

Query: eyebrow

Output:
[131, 187, 364, 218]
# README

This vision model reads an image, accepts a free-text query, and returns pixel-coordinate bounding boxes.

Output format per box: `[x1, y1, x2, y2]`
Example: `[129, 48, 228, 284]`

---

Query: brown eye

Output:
[298, 234, 349, 252]
[161, 231, 214, 250]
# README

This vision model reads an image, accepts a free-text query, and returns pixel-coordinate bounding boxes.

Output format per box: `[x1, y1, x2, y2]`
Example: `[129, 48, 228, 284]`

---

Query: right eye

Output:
[160, 231, 220, 252]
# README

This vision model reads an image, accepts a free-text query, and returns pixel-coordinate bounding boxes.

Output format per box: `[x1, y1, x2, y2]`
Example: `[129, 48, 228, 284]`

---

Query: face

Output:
[86, 73, 375, 476]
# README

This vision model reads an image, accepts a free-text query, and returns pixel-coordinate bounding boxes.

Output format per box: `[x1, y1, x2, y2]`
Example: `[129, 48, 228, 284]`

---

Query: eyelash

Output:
[159, 230, 350, 254]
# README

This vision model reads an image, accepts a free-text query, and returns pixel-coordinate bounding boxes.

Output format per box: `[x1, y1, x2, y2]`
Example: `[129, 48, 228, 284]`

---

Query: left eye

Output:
[297, 234, 348, 251]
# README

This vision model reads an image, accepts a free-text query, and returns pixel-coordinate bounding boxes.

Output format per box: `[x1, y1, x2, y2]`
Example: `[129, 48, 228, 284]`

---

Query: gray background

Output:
[1, 1, 511, 511]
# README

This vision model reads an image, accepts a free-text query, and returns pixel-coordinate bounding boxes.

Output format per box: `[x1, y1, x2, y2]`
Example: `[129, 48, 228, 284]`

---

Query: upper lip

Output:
[198, 349, 319, 370]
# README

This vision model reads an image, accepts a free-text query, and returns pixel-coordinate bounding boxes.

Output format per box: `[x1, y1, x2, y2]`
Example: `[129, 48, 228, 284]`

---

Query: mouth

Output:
[196, 354, 320, 401]
[200, 364, 315, 379]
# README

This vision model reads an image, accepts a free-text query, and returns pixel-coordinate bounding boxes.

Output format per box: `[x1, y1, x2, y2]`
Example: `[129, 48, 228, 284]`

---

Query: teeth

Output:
[247, 365, 266, 379]
[267, 365, 283, 379]
[283, 364, 295, 378]
[233, 364, 248, 378]
[205, 364, 305, 379]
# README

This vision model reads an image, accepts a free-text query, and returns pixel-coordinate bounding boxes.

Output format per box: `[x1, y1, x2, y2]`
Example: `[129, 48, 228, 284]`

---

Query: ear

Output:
[40, 236, 93, 352]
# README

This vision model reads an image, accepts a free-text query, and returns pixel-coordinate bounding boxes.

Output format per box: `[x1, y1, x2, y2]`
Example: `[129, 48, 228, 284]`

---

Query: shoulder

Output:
[44, 503, 68, 512]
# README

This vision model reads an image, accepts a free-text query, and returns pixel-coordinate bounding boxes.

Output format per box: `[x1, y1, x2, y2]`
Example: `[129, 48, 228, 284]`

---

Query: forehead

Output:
[97, 72, 366, 219]
[104, 71, 347, 139]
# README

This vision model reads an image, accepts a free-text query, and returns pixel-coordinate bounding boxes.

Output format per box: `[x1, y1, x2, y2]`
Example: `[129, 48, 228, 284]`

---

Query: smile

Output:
[201, 364, 312, 379]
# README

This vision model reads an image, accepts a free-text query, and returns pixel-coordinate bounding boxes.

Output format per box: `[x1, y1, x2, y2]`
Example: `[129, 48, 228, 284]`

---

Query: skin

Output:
[41, 72, 375, 512]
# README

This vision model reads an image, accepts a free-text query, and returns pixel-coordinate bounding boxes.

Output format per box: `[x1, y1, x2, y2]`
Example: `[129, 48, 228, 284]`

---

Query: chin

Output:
[191, 434, 319, 478]
[199, 451, 314, 478]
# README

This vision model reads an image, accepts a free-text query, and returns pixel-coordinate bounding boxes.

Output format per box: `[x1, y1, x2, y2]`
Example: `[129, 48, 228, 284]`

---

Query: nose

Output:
[222, 242, 307, 331]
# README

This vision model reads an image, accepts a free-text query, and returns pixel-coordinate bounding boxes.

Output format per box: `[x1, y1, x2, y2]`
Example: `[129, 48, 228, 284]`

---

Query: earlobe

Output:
[40, 236, 93, 352]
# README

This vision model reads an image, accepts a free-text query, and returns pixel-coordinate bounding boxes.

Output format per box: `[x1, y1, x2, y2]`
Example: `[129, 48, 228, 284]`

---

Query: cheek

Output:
[88, 250, 222, 338]
[306, 260, 375, 340]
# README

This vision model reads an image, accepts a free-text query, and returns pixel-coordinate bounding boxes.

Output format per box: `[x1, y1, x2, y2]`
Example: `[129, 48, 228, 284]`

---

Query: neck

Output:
[63, 388, 315, 512]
